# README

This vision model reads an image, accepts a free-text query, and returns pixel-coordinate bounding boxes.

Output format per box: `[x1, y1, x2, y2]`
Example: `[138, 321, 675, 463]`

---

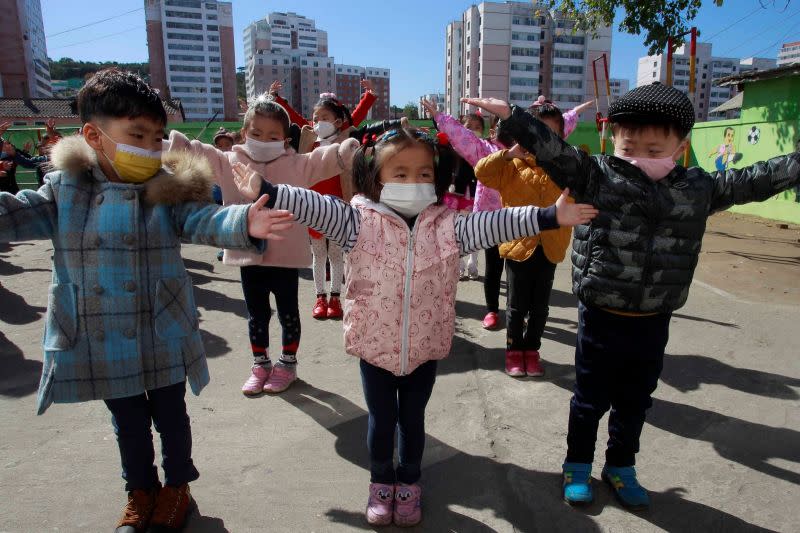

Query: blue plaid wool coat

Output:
[0, 136, 263, 414]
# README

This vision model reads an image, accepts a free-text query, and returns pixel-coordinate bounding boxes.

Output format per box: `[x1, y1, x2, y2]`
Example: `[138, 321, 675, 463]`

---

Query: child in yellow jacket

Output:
[474, 100, 572, 378]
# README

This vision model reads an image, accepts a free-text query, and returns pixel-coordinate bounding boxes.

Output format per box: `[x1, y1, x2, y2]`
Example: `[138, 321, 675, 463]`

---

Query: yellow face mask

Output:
[97, 127, 162, 183]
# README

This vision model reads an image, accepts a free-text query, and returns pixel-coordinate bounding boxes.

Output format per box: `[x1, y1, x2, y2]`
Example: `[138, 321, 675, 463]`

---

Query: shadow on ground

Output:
[276, 381, 775, 532]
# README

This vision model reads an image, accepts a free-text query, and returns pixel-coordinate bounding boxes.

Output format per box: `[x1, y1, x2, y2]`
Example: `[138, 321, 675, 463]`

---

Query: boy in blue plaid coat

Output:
[0, 69, 293, 532]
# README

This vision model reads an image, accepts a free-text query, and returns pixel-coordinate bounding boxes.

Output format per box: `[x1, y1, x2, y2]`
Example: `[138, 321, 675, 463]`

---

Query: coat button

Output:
[93, 284, 104, 295]
[124, 190, 135, 200]
[124, 328, 136, 339]
[123, 281, 137, 292]
[95, 194, 104, 205]
[94, 330, 105, 341]
[123, 234, 135, 245]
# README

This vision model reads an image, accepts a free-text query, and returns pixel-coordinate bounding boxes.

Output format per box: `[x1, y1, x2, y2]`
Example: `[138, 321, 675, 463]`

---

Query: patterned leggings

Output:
[311, 237, 344, 296]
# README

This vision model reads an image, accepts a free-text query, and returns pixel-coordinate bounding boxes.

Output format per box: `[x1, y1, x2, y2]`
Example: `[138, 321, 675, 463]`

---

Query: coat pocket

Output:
[154, 277, 197, 339]
[43, 283, 78, 351]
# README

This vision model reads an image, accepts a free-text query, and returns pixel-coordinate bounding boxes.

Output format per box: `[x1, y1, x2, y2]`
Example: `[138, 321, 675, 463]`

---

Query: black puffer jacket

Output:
[499, 105, 800, 313]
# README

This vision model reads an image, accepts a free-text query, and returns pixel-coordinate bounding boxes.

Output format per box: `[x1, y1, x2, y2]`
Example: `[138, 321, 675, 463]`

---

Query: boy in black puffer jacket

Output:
[464, 84, 800, 511]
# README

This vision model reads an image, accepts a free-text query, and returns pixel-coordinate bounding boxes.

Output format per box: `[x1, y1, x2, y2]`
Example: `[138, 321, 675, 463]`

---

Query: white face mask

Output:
[313, 121, 338, 144]
[244, 136, 285, 162]
[379, 183, 437, 218]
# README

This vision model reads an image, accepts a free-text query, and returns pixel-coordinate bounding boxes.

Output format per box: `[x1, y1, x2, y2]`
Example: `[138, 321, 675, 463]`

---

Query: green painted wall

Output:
[688, 75, 800, 224]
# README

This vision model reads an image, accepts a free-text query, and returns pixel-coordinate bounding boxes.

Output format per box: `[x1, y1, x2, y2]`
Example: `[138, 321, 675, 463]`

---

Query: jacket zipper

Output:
[639, 182, 660, 308]
[399, 216, 420, 376]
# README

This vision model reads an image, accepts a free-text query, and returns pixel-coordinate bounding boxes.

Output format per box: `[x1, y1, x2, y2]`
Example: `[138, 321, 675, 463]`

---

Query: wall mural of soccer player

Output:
[708, 126, 743, 171]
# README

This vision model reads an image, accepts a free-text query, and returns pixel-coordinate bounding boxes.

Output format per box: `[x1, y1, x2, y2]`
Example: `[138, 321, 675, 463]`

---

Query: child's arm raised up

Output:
[0, 182, 58, 243]
[269, 81, 309, 127]
[233, 163, 361, 251]
[462, 98, 603, 202]
[422, 99, 498, 166]
[456, 188, 597, 255]
[302, 138, 360, 186]
[709, 152, 800, 213]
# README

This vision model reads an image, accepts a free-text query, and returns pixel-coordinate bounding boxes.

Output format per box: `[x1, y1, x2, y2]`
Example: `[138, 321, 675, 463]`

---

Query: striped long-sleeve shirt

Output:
[262, 182, 558, 256]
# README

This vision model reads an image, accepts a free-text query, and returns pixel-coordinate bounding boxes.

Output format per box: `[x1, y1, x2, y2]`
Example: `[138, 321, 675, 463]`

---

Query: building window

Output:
[170, 75, 205, 82]
[554, 50, 584, 59]
[166, 10, 202, 19]
[511, 62, 537, 72]
[166, 0, 201, 7]
[512, 32, 537, 42]
[208, 35, 219, 42]
[207, 14, 217, 20]
[169, 64, 205, 72]
[168, 54, 205, 62]
[166, 21, 203, 30]
[208, 45, 219, 52]
[168, 43, 203, 51]
[210, 77, 222, 83]
[510, 77, 537, 87]
[167, 32, 203, 41]
[205, 2, 216, 9]
[554, 35, 585, 45]
[511, 47, 539, 57]
[207, 24, 218, 31]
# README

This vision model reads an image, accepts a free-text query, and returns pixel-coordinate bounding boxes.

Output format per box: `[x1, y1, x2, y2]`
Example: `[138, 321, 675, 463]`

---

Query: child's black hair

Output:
[527, 100, 565, 138]
[243, 93, 291, 136]
[489, 115, 514, 148]
[77, 68, 167, 125]
[352, 128, 451, 204]
[610, 120, 689, 140]
[314, 95, 353, 128]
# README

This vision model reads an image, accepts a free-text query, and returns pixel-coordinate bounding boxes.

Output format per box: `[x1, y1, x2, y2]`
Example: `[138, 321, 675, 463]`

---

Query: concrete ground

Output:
[1, 211, 798, 533]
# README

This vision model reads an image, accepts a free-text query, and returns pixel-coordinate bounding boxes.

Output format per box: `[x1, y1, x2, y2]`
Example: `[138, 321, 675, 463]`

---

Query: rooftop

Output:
[716, 63, 800, 86]
[0, 97, 184, 119]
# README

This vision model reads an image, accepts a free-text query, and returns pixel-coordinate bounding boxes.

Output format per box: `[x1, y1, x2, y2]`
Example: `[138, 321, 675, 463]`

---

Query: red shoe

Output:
[505, 350, 525, 377]
[312, 295, 328, 320]
[482, 312, 499, 330]
[327, 296, 343, 319]
[525, 350, 544, 377]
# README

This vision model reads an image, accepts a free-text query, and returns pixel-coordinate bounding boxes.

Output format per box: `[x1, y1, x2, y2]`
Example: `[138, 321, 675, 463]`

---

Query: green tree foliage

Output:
[403, 103, 420, 120]
[49, 57, 150, 81]
[539, 0, 730, 54]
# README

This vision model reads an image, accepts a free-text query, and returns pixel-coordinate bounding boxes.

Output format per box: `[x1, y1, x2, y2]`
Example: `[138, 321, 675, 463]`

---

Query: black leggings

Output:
[240, 265, 300, 356]
[483, 246, 504, 313]
[505, 246, 557, 351]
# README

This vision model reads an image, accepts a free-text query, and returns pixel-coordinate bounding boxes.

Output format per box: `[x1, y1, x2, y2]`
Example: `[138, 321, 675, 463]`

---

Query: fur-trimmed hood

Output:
[49, 135, 214, 205]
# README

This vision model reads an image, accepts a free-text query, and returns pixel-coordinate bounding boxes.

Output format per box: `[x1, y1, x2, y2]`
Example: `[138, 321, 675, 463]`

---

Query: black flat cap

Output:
[608, 82, 695, 135]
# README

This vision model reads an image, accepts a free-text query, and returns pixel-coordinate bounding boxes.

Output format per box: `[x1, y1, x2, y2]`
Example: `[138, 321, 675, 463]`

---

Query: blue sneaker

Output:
[562, 462, 593, 505]
[602, 465, 650, 510]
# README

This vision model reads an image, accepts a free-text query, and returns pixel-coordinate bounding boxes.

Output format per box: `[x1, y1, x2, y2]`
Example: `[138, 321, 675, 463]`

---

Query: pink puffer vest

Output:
[343, 197, 460, 376]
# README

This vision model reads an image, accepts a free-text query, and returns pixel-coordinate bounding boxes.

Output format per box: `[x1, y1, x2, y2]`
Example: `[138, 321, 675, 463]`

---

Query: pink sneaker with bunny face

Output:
[365, 483, 394, 526]
[393, 483, 422, 527]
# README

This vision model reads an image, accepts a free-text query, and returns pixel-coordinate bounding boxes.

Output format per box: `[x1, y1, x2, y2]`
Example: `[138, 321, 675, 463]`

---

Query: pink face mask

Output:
[615, 153, 677, 181]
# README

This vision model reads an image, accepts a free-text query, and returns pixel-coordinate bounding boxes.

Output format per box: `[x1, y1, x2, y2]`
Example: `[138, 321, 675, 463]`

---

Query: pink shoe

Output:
[482, 311, 499, 330]
[505, 350, 526, 377]
[365, 483, 394, 526]
[242, 365, 271, 396]
[393, 483, 422, 527]
[525, 350, 544, 377]
[263, 363, 297, 394]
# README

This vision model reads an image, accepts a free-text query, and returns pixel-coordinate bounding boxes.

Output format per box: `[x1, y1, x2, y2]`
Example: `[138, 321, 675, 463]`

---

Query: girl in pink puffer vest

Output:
[233, 127, 598, 527]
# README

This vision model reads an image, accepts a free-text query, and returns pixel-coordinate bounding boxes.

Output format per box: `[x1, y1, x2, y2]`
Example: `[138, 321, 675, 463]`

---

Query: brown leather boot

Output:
[114, 486, 158, 533]
[149, 484, 194, 532]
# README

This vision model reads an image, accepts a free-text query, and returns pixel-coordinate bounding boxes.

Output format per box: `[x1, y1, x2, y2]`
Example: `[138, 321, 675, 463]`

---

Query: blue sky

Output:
[42, 0, 799, 107]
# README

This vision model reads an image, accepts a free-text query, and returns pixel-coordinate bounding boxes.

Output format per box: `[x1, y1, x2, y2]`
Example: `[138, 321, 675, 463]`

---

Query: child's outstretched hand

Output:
[504, 144, 529, 161]
[232, 162, 263, 201]
[269, 80, 282, 96]
[555, 188, 598, 227]
[461, 98, 511, 120]
[247, 194, 294, 240]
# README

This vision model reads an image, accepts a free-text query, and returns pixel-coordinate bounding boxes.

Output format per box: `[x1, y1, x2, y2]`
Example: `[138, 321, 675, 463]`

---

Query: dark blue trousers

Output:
[104, 381, 199, 491]
[360, 359, 438, 485]
[566, 302, 671, 467]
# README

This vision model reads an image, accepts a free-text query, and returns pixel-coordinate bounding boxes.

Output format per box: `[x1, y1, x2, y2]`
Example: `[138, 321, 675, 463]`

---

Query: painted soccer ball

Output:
[747, 126, 760, 145]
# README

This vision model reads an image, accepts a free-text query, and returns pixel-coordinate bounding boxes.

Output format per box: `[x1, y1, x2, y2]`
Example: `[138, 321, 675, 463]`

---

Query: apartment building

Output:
[145, 0, 238, 121]
[609, 78, 629, 99]
[777, 41, 800, 66]
[636, 43, 776, 121]
[245, 12, 391, 121]
[419, 93, 446, 117]
[0, 0, 52, 98]
[444, 2, 612, 117]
